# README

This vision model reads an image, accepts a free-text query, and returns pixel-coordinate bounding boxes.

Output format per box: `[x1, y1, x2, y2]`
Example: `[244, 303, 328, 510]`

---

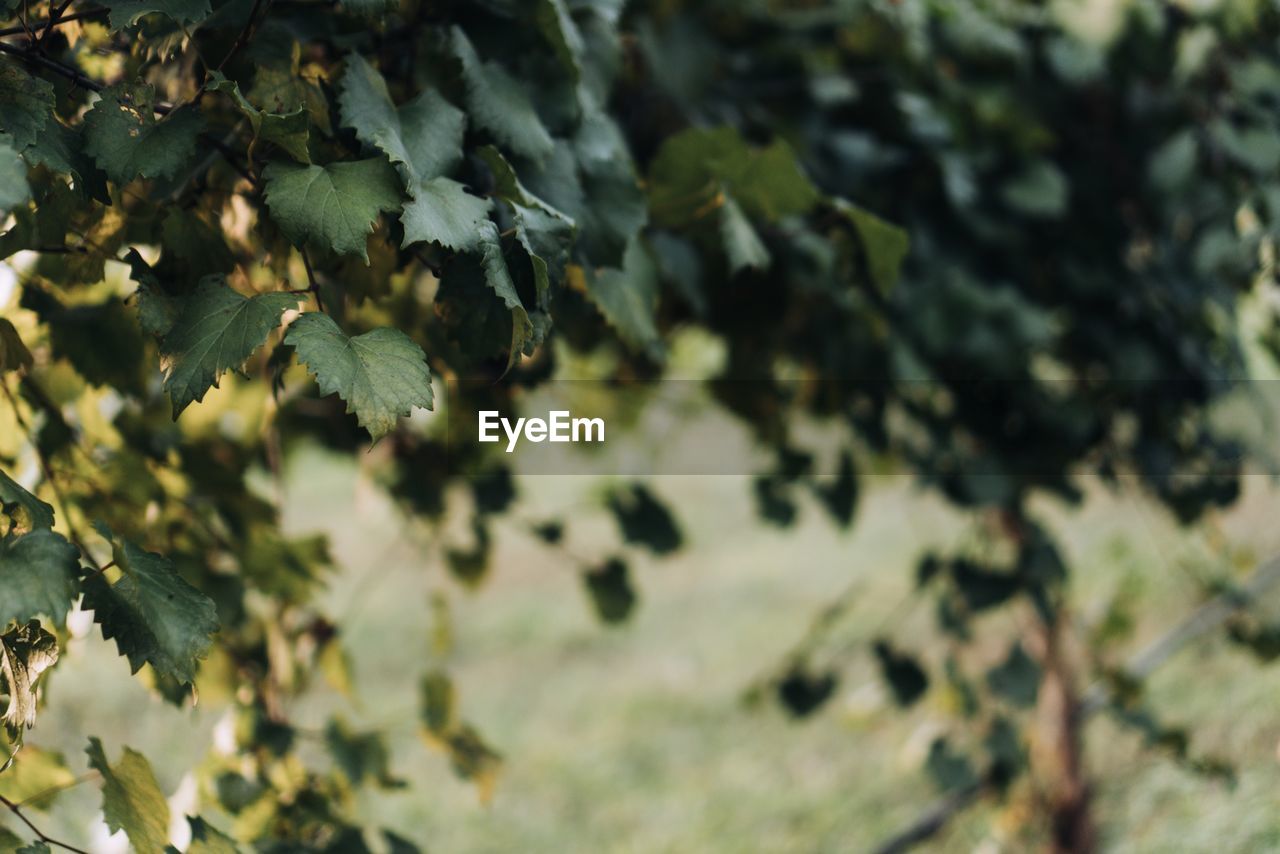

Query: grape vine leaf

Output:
[103, 0, 210, 29]
[581, 237, 664, 360]
[535, 0, 584, 81]
[338, 54, 465, 181]
[285, 312, 433, 441]
[159, 278, 301, 417]
[401, 177, 493, 252]
[262, 159, 403, 262]
[0, 60, 54, 150]
[206, 71, 310, 164]
[0, 529, 81, 627]
[83, 83, 203, 184]
[0, 136, 31, 217]
[835, 199, 909, 295]
[183, 816, 240, 854]
[23, 119, 111, 204]
[606, 484, 683, 555]
[0, 469, 55, 531]
[451, 27, 555, 162]
[337, 55, 488, 250]
[476, 221, 534, 371]
[0, 621, 59, 741]
[81, 525, 220, 686]
[0, 318, 33, 374]
[719, 194, 770, 274]
[0, 746, 77, 810]
[86, 738, 171, 853]
[648, 127, 819, 228]
[582, 558, 636, 624]
[0, 828, 21, 849]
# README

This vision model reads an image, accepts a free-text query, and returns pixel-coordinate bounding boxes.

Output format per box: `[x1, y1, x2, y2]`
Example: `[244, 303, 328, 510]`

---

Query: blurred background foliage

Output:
[3, 0, 1280, 850]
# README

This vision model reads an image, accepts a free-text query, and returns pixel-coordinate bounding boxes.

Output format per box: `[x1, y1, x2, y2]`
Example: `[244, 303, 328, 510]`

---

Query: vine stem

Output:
[869, 551, 1280, 854]
[36, 0, 75, 46]
[0, 7, 106, 37]
[0, 793, 91, 854]
[301, 247, 324, 311]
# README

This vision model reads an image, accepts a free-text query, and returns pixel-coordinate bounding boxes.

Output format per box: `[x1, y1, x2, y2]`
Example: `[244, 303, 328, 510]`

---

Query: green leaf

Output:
[606, 484, 682, 555]
[925, 737, 978, 792]
[0, 530, 81, 627]
[1000, 159, 1069, 218]
[478, 146, 573, 223]
[16, 840, 51, 853]
[0, 470, 55, 531]
[337, 55, 490, 249]
[719, 195, 770, 274]
[986, 643, 1041, 707]
[22, 119, 110, 204]
[86, 738, 171, 853]
[0, 135, 31, 218]
[83, 83, 203, 184]
[0, 318, 32, 374]
[81, 525, 219, 686]
[206, 71, 310, 164]
[338, 54, 465, 183]
[285, 312, 433, 441]
[582, 236, 664, 360]
[476, 221, 534, 371]
[535, 0, 584, 81]
[160, 208, 236, 278]
[0, 60, 55, 150]
[451, 27, 555, 161]
[648, 127, 819, 228]
[582, 557, 636, 624]
[184, 816, 240, 854]
[0, 621, 58, 742]
[420, 670, 455, 735]
[103, 0, 210, 29]
[0, 828, 22, 850]
[873, 641, 929, 707]
[0, 746, 77, 811]
[836, 200, 909, 295]
[401, 176, 492, 252]
[159, 278, 300, 417]
[262, 159, 403, 262]
[325, 718, 402, 788]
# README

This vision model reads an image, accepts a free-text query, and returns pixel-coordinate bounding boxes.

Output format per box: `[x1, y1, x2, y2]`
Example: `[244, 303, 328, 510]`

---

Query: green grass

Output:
[10, 448, 1280, 852]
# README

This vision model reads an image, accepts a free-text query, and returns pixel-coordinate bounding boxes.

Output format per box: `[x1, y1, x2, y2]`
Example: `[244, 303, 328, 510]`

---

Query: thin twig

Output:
[0, 7, 106, 38]
[0, 39, 101, 92]
[36, 0, 75, 47]
[301, 247, 324, 311]
[0, 793, 91, 854]
[216, 0, 270, 71]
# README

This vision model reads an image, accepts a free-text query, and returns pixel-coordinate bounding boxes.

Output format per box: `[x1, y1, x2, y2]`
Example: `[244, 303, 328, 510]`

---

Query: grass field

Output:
[8, 442, 1280, 852]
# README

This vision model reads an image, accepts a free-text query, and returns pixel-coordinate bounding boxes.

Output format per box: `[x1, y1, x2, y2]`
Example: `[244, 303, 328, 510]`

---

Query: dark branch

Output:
[0, 793, 92, 854]
[0, 6, 106, 38]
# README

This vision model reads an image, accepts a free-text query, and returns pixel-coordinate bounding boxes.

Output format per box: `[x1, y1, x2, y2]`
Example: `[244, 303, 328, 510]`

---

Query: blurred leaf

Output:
[606, 484, 682, 555]
[925, 737, 977, 792]
[873, 641, 929, 707]
[86, 737, 170, 854]
[775, 665, 837, 718]
[0, 745, 76, 810]
[0, 529, 81, 628]
[985, 643, 1041, 708]
[582, 557, 636, 624]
